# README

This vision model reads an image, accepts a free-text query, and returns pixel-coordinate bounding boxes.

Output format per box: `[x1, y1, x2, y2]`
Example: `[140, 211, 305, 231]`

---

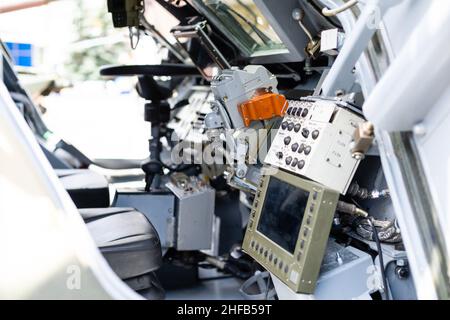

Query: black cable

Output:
[367, 218, 390, 300]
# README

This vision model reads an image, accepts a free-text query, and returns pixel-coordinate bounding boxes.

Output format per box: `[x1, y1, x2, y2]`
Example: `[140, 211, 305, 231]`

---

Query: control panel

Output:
[264, 98, 364, 194]
[242, 168, 339, 294]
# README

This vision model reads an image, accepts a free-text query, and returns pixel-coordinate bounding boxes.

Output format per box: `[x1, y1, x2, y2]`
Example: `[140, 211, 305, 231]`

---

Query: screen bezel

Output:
[242, 167, 339, 293]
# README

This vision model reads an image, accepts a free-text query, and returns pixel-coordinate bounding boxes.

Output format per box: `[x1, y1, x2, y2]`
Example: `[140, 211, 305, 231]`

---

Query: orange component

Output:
[238, 93, 288, 127]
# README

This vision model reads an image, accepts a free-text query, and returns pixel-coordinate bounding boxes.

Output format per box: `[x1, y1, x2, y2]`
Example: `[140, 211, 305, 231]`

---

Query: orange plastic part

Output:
[238, 93, 288, 127]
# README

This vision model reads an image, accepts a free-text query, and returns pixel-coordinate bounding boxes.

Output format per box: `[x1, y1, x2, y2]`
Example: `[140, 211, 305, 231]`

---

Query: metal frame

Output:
[320, 0, 401, 96]
[171, 20, 231, 76]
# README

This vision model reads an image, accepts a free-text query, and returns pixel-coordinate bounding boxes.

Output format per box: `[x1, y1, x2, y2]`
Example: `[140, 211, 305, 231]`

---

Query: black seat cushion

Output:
[56, 169, 110, 208]
[79, 207, 163, 280]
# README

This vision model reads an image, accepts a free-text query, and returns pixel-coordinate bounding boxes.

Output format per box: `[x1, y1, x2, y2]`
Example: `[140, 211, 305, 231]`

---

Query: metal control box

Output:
[166, 180, 216, 251]
[242, 168, 339, 294]
[264, 98, 364, 194]
[114, 178, 215, 251]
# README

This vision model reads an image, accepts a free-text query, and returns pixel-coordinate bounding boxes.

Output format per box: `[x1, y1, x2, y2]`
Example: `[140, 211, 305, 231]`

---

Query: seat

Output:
[79, 207, 164, 299]
[56, 169, 110, 208]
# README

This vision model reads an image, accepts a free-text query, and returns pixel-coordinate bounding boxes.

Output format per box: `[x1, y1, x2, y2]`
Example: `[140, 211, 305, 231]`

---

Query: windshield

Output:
[191, 0, 288, 57]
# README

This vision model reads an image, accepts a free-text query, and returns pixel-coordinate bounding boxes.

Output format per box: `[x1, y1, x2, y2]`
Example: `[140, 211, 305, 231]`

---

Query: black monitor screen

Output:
[257, 177, 310, 254]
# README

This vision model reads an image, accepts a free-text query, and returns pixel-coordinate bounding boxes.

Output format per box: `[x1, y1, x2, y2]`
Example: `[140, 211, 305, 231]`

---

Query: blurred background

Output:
[0, 0, 178, 159]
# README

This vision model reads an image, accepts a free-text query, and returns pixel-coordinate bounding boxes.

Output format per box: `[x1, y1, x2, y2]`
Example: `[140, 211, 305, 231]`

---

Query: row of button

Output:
[250, 240, 290, 274]
[281, 121, 301, 132]
[294, 192, 319, 262]
[286, 106, 309, 118]
[285, 157, 305, 169]
[280, 125, 320, 140]
[291, 143, 312, 155]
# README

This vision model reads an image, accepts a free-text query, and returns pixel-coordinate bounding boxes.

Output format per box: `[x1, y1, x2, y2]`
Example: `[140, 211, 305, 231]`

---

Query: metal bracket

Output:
[171, 21, 231, 77]
[320, 0, 401, 96]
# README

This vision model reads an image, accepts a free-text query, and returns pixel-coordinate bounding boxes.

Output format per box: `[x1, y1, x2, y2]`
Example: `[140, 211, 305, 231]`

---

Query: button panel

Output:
[266, 99, 365, 194]
[268, 100, 316, 175]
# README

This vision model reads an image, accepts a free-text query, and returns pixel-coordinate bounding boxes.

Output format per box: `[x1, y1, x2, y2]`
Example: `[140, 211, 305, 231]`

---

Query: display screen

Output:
[192, 0, 288, 57]
[257, 177, 309, 254]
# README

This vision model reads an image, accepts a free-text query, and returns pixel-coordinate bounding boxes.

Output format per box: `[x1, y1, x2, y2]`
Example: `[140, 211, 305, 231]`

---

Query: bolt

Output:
[413, 123, 426, 137]
[292, 8, 303, 21]
[336, 252, 343, 265]
[336, 90, 345, 97]
[396, 259, 407, 267]
[237, 169, 246, 178]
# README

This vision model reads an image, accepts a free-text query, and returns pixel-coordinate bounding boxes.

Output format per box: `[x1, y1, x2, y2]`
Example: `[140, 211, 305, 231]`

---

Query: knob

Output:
[284, 136, 292, 145]
[298, 143, 306, 153]
[296, 108, 303, 117]
[281, 121, 289, 130]
[285, 156, 293, 165]
[294, 123, 301, 133]
[298, 160, 305, 169]
[301, 108, 309, 117]
[287, 107, 293, 115]
[287, 123, 295, 131]
[302, 128, 310, 138]
[292, 107, 298, 115]
[291, 158, 299, 167]
[291, 143, 299, 152]
[304, 146, 312, 155]
[312, 130, 320, 139]
[276, 152, 284, 159]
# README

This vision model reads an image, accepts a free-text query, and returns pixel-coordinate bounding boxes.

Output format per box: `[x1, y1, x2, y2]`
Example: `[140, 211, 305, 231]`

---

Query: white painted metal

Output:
[0, 82, 140, 299]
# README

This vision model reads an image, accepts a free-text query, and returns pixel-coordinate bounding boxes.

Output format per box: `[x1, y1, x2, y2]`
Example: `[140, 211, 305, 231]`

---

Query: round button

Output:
[259, 247, 264, 254]
[306, 216, 312, 225]
[297, 252, 302, 261]
[296, 108, 303, 117]
[298, 144, 305, 154]
[301, 108, 309, 117]
[264, 250, 268, 258]
[269, 254, 273, 262]
[312, 130, 320, 139]
[291, 143, 299, 152]
[302, 128, 310, 138]
[274, 257, 278, 265]
[294, 123, 301, 133]
[251, 240, 255, 248]
[285, 156, 293, 165]
[298, 160, 305, 169]
[304, 146, 312, 155]
[276, 152, 284, 159]
[284, 265, 289, 274]
[303, 229, 309, 237]
[287, 123, 295, 131]
[291, 158, 299, 167]
[281, 122, 289, 130]
[284, 136, 292, 145]
[255, 243, 259, 251]
[279, 261, 283, 269]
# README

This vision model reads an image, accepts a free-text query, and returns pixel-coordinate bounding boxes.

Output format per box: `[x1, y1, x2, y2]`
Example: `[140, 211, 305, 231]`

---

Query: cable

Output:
[367, 218, 390, 300]
[322, 0, 359, 17]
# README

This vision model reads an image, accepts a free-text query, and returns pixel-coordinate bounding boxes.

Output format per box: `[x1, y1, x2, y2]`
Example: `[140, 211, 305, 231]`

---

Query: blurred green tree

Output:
[66, 0, 127, 81]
